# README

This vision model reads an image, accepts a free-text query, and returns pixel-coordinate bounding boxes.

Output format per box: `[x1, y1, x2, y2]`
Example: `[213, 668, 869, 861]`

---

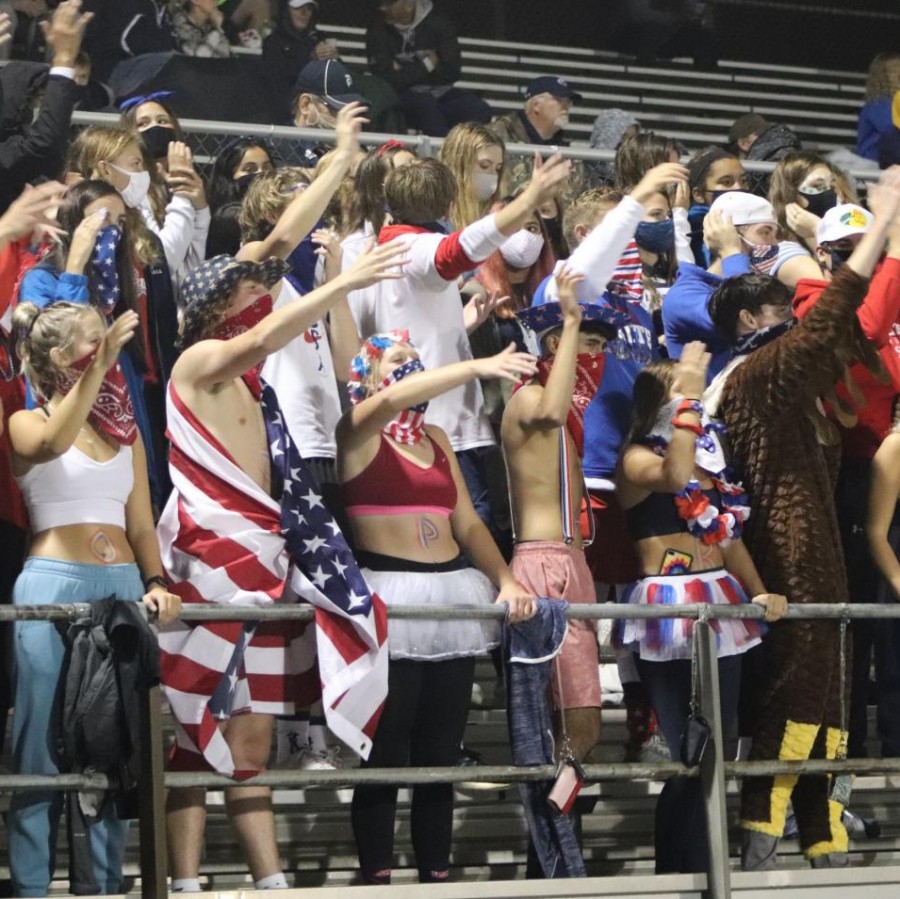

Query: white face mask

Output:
[499, 228, 544, 269]
[473, 171, 499, 203]
[553, 112, 570, 130]
[107, 163, 151, 209]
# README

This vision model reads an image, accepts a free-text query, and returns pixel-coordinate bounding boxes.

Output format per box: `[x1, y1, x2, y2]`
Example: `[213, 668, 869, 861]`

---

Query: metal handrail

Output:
[1, 600, 891, 899]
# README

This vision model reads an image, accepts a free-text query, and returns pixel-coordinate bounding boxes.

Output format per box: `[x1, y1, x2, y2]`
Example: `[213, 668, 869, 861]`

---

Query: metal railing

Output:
[2, 601, 900, 899]
[69, 112, 882, 184]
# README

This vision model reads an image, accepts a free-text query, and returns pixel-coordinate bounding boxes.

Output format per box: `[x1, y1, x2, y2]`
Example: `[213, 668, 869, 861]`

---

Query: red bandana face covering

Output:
[533, 353, 606, 457]
[55, 351, 137, 445]
[210, 293, 274, 399]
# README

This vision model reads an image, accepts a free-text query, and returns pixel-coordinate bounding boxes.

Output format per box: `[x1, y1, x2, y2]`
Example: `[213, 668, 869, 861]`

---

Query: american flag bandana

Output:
[91, 225, 123, 316]
[158, 378, 388, 776]
[379, 358, 428, 445]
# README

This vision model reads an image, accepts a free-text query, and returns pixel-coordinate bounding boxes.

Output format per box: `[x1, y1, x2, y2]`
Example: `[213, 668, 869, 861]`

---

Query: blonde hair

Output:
[239, 166, 313, 243]
[440, 123, 506, 230]
[13, 302, 101, 401]
[865, 52, 900, 102]
[562, 187, 623, 252]
[68, 125, 162, 265]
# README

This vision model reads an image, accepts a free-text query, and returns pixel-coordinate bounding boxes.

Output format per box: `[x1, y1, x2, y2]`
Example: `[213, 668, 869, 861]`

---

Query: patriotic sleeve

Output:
[433, 214, 506, 282]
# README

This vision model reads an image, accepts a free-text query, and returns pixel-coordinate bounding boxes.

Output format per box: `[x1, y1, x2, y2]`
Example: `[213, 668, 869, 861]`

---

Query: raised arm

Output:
[9, 311, 139, 465]
[239, 104, 366, 263]
[507, 268, 585, 431]
[339, 344, 536, 448]
[618, 341, 710, 497]
[868, 432, 900, 600]
[174, 240, 407, 394]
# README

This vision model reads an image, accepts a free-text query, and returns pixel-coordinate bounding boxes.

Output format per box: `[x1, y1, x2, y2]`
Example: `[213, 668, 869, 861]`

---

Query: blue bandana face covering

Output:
[91, 224, 123, 316]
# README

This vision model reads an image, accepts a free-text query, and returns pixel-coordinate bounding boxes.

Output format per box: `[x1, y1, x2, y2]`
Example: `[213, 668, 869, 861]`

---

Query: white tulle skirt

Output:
[362, 566, 500, 661]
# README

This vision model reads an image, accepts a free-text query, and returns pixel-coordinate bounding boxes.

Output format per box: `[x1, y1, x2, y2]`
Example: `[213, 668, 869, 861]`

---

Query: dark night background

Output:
[324, 0, 896, 72]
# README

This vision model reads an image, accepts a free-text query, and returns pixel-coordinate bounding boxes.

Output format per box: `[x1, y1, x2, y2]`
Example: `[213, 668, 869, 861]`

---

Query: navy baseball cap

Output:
[293, 59, 366, 110]
[523, 76, 583, 102]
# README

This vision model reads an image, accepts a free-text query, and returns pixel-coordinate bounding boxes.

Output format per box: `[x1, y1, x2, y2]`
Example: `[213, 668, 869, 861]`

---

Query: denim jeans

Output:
[504, 600, 585, 878]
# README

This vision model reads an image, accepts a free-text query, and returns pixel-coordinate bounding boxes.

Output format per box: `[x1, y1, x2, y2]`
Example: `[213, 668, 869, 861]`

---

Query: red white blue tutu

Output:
[613, 568, 765, 662]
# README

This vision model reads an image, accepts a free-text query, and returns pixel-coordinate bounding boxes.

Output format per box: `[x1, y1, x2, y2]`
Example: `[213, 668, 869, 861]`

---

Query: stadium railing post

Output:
[138, 684, 168, 899]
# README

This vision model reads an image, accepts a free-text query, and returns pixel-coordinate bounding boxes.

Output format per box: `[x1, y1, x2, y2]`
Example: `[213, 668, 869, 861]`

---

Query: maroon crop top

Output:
[342, 434, 458, 517]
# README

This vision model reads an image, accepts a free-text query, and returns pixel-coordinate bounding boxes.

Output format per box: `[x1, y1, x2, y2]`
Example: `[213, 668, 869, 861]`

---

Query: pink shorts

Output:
[510, 541, 601, 710]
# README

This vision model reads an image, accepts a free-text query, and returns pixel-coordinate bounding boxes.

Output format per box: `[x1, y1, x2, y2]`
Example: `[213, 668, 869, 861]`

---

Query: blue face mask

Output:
[635, 218, 675, 254]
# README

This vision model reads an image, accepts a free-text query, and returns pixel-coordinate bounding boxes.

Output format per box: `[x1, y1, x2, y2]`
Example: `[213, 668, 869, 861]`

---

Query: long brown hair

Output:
[626, 360, 677, 447]
[865, 52, 900, 101]
[768, 151, 857, 246]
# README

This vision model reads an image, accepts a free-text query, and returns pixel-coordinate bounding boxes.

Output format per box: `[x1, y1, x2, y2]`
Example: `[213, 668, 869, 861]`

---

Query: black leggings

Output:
[351, 655, 475, 883]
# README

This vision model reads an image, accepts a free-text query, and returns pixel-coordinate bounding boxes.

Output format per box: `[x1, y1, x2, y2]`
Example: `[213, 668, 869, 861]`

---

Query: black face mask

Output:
[800, 187, 838, 220]
[140, 125, 176, 161]
[234, 171, 260, 197]
[828, 246, 853, 273]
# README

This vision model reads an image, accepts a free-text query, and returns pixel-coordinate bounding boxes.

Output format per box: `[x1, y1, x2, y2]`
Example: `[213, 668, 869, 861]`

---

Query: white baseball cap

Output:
[816, 203, 873, 245]
[288, 0, 317, 8]
[708, 190, 776, 226]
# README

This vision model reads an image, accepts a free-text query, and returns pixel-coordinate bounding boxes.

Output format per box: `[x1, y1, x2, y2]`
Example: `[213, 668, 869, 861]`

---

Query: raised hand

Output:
[342, 237, 407, 289]
[672, 340, 710, 399]
[66, 207, 109, 274]
[556, 265, 584, 322]
[334, 102, 369, 155]
[631, 162, 690, 205]
[462, 289, 510, 333]
[167, 142, 208, 210]
[867, 165, 900, 224]
[474, 342, 538, 382]
[703, 209, 742, 256]
[41, 0, 93, 68]
[0, 181, 66, 246]
[97, 311, 140, 371]
[312, 227, 343, 282]
[524, 153, 573, 207]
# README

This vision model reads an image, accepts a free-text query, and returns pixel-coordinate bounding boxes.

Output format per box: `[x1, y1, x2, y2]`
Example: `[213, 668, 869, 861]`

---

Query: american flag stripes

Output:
[158, 379, 388, 777]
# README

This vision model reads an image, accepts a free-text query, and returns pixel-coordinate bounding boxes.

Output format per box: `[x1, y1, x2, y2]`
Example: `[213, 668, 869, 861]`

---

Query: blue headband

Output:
[118, 91, 175, 113]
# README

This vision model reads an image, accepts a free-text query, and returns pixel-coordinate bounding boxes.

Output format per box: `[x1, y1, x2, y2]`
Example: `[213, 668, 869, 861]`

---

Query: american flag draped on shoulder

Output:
[158, 379, 388, 778]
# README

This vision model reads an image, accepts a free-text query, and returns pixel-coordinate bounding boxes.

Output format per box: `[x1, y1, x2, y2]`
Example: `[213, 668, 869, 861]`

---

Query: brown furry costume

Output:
[716, 266, 868, 859]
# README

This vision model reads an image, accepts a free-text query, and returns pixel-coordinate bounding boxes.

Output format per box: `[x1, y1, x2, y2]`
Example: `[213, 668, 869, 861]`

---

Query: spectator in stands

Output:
[81, 0, 177, 82]
[289, 58, 366, 166]
[705, 169, 900, 869]
[685, 147, 748, 265]
[72, 50, 115, 111]
[792, 203, 900, 761]
[0, 1, 90, 214]
[503, 270, 612, 768]
[70, 123, 209, 286]
[215, 0, 269, 41]
[340, 333, 536, 886]
[206, 136, 277, 214]
[614, 131, 680, 192]
[439, 123, 505, 231]
[769, 151, 857, 253]
[615, 342, 783, 874]
[0, 180, 68, 799]
[169, 0, 233, 58]
[263, 0, 336, 98]
[727, 113, 802, 196]
[366, 0, 493, 137]
[490, 75, 582, 154]
[119, 90, 180, 161]
[586, 108, 640, 187]
[662, 191, 821, 376]
[858, 52, 900, 163]
[7, 300, 180, 897]
[346, 154, 571, 538]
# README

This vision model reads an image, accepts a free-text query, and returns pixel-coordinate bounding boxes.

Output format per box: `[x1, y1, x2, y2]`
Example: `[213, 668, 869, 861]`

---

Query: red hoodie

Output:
[792, 256, 900, 459]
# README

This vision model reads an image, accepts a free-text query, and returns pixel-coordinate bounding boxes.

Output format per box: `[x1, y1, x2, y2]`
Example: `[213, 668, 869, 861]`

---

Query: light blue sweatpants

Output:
[9, 557, 143, 897]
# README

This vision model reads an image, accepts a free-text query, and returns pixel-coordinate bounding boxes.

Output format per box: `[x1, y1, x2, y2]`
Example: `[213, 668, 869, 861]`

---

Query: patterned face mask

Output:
[377, 358, 428, 446]
[55, 349, 137, 445]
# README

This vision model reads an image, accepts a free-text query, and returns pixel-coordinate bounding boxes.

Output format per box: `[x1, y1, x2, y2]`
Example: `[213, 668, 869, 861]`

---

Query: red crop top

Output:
[342, 433, 458, 517]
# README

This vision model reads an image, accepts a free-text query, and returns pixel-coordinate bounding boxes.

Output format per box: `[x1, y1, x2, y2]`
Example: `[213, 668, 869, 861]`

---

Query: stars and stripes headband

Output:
[347, 330, 412, 405]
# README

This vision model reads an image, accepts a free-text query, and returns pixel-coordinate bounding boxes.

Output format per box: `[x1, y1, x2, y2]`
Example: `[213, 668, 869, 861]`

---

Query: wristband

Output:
[672, 417, 705, 437]
[676, 398, 704, 418]
[144, 574, 168, 591]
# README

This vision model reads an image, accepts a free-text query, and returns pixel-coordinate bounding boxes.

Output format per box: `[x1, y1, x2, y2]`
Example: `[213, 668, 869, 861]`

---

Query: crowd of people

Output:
[2, 0, 900, 895]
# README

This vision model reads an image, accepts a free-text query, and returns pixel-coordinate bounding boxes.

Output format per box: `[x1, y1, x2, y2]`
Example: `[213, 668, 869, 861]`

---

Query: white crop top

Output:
[16, 443, 134, 534]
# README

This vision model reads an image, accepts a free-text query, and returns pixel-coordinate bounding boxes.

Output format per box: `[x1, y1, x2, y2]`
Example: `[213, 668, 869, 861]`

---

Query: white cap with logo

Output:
[816, 203, 873, 245]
